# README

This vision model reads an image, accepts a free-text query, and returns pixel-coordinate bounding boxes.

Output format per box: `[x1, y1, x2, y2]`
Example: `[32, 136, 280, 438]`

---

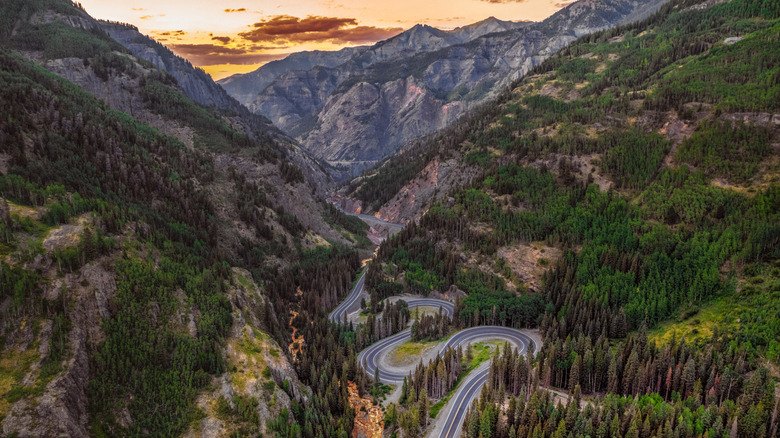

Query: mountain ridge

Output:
[218, 0, 669, 178]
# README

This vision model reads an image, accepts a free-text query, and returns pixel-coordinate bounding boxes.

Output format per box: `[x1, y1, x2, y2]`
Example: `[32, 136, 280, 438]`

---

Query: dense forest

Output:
[360, 0, 780, 436]
[0, 1, 366, 436]
[0, 0, 778, 436]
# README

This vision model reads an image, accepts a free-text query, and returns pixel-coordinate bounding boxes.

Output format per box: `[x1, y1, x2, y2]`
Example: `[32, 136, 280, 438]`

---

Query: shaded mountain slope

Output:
[219, 1, 668, 177]
[0, 0, 372, 436]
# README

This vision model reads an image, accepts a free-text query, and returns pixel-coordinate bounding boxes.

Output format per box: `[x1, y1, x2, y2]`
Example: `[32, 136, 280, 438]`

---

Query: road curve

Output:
[357, 323, 537, 438]
[357, 298, 454, 382]
[333, 203, 406, 229]
[435, 327, 536, 438]
[328, 271, 367, 322]
[347, 212, 406, 229]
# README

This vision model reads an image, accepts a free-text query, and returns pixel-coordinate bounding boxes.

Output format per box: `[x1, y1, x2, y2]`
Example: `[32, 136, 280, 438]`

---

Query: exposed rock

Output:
[2, 289, 94, 437]
[220, 0, 669, 176]
[347, 381, 383, 438]
[376, 156, 480, 224]
[497, 242, 562, 292]
[42, 214, 88, 253]
[180, 269, 311, 437]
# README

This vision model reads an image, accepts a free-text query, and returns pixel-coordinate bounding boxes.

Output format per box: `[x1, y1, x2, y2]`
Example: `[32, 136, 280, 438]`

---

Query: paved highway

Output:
[357, 298, 455, 382]
[328, 270, 367, 322]
[332, 202, 406, 228]
[435, 327, 536, 438]
[357, 322, 537, 438]
[347, 211, 405, 228]
[328, 261, 537, 437]
[440, 364, 489, 438]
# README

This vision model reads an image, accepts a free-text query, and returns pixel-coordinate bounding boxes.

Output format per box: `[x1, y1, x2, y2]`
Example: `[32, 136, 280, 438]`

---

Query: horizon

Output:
[77, 0, 572, 80]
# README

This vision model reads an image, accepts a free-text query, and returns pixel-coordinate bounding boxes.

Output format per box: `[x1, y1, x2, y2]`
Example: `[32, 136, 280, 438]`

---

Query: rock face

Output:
[375, 155, 481, 224]
[100, 21, 248, 113]
[98, 21, 338, 193]
[2, 260, 117, 438]
[219, 1, 669, 177]
[347, 381, 383, 438]
[181, 269, 310, 438]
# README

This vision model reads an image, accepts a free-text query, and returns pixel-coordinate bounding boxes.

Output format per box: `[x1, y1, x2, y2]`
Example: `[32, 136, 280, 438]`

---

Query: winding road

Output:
[328, 206, 541, 437]
[429, 327, 537, 438]
[356, 301, 537, 438]
[347, 211, 406, 229]
[328, 270, 367, 322]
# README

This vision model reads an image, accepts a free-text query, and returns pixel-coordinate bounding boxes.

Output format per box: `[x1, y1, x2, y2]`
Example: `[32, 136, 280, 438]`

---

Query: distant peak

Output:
[410, 23, 435, 31]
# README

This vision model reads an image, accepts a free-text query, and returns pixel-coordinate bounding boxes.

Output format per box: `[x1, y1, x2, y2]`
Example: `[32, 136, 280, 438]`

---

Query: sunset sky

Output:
[78, 0, 572, 80]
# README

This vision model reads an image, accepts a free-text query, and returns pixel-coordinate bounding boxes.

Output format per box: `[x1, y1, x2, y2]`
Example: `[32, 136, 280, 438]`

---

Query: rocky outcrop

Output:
[219, 1, 669, 176]
[219, 47, 364, 107]
[100, 21, 248, 112]
[301, 77, 461, 174]
[182, 269, 309, 438]
[347, 381, 383, 438]
[375, 156, 481, 224]
[2, 260, 117, 437]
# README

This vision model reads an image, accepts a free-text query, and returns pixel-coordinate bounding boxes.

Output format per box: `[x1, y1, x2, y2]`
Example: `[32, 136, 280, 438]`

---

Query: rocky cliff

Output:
[98, 20, 338, 193]
[219, 1, 668, 177]
[101, 21, 246, 112]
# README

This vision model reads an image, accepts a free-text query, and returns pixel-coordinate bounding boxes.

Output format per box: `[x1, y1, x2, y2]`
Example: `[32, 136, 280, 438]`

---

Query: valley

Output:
[0, 0, 778, 437]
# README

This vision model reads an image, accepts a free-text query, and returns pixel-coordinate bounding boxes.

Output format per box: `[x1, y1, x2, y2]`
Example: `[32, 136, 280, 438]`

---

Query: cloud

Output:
[168, 43, 287, 65]
[239, 15, 402, 45]
[140, 15, 153, 20]
[212, 36, 233, 44]
[155, 30, 187, 36]
[224, 8, 247, 13]
[479, 0, 525, 2]
[554, 1, 576, 7]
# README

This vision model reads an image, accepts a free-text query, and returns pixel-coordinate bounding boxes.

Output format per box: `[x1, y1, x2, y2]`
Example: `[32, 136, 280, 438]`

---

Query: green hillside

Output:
[0, 1, 366, 436]
[367, 0, 780, 436]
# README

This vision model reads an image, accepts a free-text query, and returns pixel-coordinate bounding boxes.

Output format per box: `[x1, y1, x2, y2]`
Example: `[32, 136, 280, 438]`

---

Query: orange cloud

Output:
[155, 30, 187, 36]
[169, 43, 287, 65]
[224, 8, 247, 13]
[212, 36, 232, 44]
[239, 15, 402, 45]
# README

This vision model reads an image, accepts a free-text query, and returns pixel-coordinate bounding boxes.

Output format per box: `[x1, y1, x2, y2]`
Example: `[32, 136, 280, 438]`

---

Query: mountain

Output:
[347, 0, 780, 224]
[0, 0, 372, 436]
[356, 1, 780, 436]
[219, 0, 667, 177]
[1, 0, 778, 437]
[219, 17, 527, 110]
[219, 47, 365, 108]
[101, 21, 246, 112]
[98, 20, 338, 192]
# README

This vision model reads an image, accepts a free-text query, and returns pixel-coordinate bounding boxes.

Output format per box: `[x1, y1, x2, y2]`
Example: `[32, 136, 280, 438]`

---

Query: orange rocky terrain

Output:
[347, 381, 383, 438]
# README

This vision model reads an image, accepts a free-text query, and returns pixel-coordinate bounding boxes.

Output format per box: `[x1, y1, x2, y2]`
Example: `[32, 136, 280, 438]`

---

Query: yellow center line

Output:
[443, 370, 486, 438]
